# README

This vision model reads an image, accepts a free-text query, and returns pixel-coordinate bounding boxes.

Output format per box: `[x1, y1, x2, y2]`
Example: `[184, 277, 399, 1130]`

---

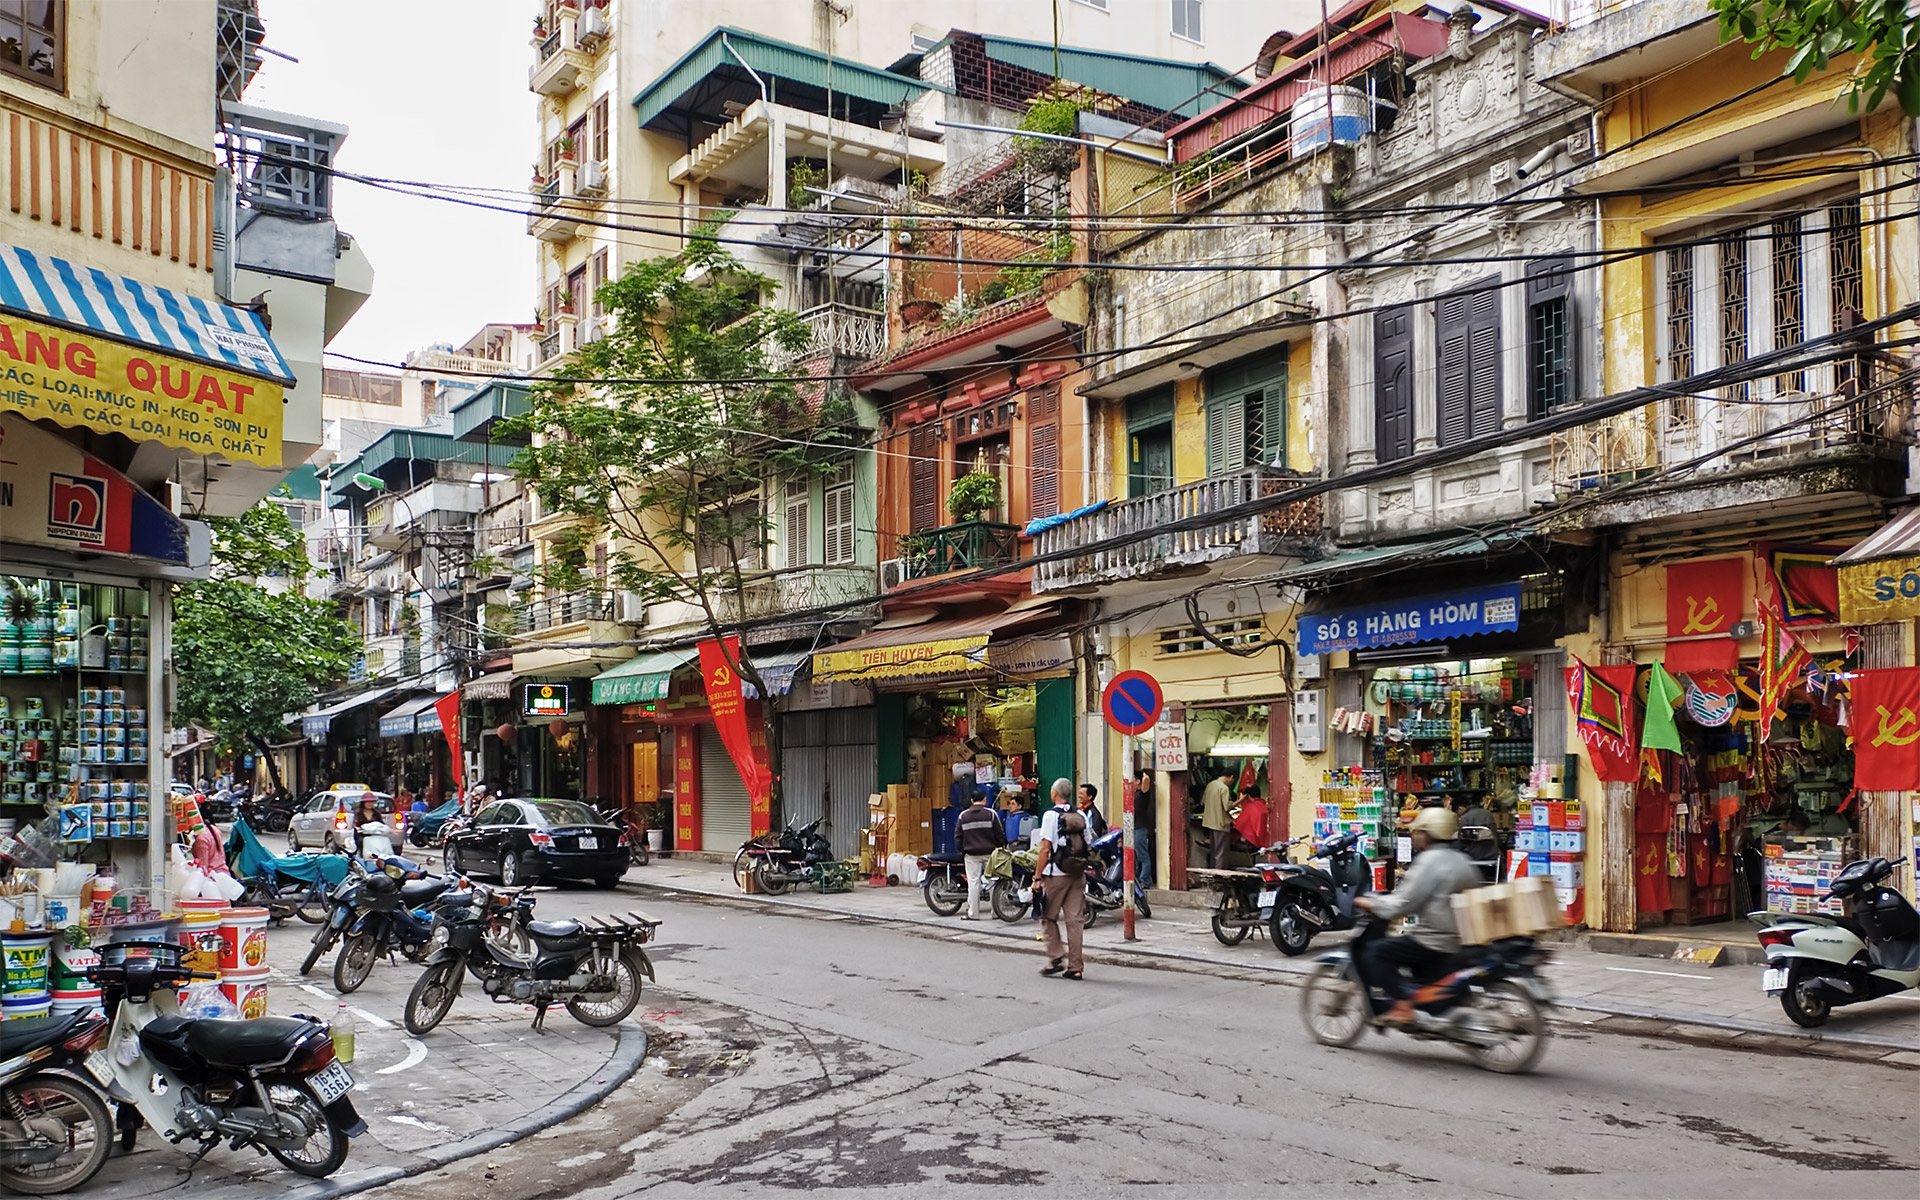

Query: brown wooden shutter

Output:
[1374, 306, 1414, 461]
[1030, 423, 1061, 519]
[909, 425, 938, 531]
[1436, 279, 1501, 448]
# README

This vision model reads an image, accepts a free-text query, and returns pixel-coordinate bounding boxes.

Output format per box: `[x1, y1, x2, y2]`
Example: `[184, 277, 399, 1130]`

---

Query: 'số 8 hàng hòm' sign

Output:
[0, 314, 283, 468]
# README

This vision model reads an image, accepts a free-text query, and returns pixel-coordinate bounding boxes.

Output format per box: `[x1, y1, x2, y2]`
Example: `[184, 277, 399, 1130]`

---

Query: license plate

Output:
[579, 837, 599, 850]
[1256, 888, 1277, 908]
[310, 1060, 354, 1105]
[1762, 967, 1788, 994]
[84, 1050, 113, 1085]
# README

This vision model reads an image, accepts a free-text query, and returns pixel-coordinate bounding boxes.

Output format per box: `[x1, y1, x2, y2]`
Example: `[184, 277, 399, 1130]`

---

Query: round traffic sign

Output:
[1103, 670, 1164, 736]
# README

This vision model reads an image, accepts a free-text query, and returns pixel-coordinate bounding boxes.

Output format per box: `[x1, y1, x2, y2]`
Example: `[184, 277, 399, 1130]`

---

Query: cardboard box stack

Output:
[878, 785, 933, 855]
[1450, 875, 1565, 945]
[1510, 797, 1583, 922]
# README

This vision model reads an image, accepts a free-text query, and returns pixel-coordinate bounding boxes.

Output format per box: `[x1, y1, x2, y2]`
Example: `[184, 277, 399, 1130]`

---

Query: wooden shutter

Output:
[1205, 396, 1245, 475]
[1468, 286, 1501, 437]
[909, 425, 938, 531]
[784, 478, 809, 567]
[1258, 368, 1288, 465]
[1030, 423, 1061, 519]
[1375, 307, 1414, 461]
[1436, 280, 1500, 447]
[824, 483, 854, 564]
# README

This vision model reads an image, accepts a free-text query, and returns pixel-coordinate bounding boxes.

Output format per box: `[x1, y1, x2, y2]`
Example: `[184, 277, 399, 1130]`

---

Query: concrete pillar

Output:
[768, 114, 788, 208]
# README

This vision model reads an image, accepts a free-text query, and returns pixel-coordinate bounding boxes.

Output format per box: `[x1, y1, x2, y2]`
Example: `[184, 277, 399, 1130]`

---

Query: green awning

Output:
[1274, 529, 1534, 587]
[591, 647, 699, 706]
[327, 431, 521, 509]
[451, 381, 532, 445]
[968, 35, 1246, 118]
[633, 27, 935, 137]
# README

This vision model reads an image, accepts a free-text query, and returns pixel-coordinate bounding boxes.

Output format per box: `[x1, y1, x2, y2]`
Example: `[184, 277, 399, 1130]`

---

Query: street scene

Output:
[4, 0, 1920, 1196]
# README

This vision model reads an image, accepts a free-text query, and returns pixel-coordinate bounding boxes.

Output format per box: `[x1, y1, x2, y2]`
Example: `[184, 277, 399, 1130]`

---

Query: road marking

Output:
[376, 1037, 429, 1075]
[352, 1007, 395, 1029]
[299, 984, 333, 1001]
[386, 1113, 449, 1133]
[1603, 966, 1711, 980]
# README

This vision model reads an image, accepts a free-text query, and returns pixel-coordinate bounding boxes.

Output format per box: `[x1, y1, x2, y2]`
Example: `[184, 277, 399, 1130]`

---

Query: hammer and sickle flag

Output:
[1665, 558, 1744, 672]
[1850, 667, 1920, 791]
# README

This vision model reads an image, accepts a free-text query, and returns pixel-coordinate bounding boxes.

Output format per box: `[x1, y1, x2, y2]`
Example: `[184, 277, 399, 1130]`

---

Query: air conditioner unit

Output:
[615, 591, 648, 625]
[579, 318, 604, 345]
[576, 159, 607, 196]
[577, 6, 609, 46]
[878, 557, 906, 591]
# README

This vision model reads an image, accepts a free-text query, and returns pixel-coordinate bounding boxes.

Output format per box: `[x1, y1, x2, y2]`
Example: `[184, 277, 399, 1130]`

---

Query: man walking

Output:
[1035, 778, 1089, 980]
[955, 787, 1007, 920]
[1201, 767, 1236, 869]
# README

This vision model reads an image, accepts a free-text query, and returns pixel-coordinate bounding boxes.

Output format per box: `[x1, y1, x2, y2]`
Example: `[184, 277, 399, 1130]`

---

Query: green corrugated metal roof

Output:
[278, 464, 322, 501]
[327, 432, 520, 509]
[973, 35, 1247, 118]
[1274, 529, 1534, 585]
[633, 26, 935, 133]
[591, 648, 699, 706]
[450, 381, 532, 445]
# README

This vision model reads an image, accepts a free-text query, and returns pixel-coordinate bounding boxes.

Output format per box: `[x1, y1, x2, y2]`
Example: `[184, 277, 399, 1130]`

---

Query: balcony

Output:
[667, 99, 944, 194]
[777, 303, 885, 366]
[406, 349, 517, 377]
[901, 520, 1022, 581]
[529, 17, 594, 96]
[711, 565, 879, 639]
[528, 175, 585, 242]
[1032, 467, 1323, 593]
[218, 101, 345, 221]
[513, 590, 613, 635]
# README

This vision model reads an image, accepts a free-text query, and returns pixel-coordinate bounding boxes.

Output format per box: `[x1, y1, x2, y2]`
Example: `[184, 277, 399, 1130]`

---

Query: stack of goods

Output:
[0, 582, 56, 675]
[0, 926, 55, 1020]
[1451, 876, 1566, 945]
[1514, 796, 1584, 922]
[877, 785, 931, 855]
[0, 696, 62, 809]
[217, 907, 271, 1017]
[1316, 768, 1390, 890]
[1763, 840, 1849, 917]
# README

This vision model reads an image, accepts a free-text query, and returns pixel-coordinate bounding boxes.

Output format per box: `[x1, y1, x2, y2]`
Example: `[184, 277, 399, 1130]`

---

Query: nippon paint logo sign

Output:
[46, 472, 108, 545]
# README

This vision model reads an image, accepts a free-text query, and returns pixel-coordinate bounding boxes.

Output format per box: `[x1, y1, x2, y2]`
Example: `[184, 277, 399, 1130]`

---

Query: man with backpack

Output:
[955, 787, 1008, 920]
[1034, 777, 1089, 980]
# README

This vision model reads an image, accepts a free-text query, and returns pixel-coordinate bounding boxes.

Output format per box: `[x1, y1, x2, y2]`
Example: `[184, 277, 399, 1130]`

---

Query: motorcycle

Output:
[1083, 827, 1153, 921]
[1756, 854, 1919, 1028]
[332, 858, 454, 994]
[596, 805, 652, 869]
[1299, 911, 1554, 1074]
[918, 852, 969, 916]
[986, 845, 1037, 922]
[1268, 831, 1374, 956]
[85, 941, 366, 1177]
[239, 793, 298, 834]
[735, 819, 834, 895]
[404, 885, 658, 1035]
[1197, 864, 1279, 946]
[0, 1010, 115, 1194]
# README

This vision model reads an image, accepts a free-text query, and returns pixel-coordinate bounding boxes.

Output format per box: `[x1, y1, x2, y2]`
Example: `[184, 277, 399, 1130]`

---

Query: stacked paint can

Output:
[49, 937, 102, 1017]
[177, 897, 229, 982]
[217, 907, 270, 1018]
[1, 928, 55, 1020]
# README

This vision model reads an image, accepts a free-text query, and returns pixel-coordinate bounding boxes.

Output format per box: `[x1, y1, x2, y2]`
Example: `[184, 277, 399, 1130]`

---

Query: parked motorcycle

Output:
[1197, 865, 1277, 946]
[1268, 831, 1373, 956]
[0, 1009, 115, 1194]
[86, 941, 365, 1176]
[239, 793, 299, 834]
[918, 852, 969, 916]
[1083, 827, 1153, 921]
[735, 819, 834, 895]
[985, 845, 1037, 921]
[1299, 911, 1553, 1074]
[1756, 854, 1919, 1028]
[596, 805, 652, 869]
[404, 886, 658, 1034]
[333, 859, 454, 994]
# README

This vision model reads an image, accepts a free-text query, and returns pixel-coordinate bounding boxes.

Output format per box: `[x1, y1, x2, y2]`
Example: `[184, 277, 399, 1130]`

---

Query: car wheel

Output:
[286, 829, 301, 853]
[500, 851, 521, 887]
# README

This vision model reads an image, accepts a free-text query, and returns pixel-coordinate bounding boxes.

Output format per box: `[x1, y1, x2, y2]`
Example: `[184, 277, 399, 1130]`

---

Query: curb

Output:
[272, 1023, 651, 1200]
[627, 876, 1920, 1058]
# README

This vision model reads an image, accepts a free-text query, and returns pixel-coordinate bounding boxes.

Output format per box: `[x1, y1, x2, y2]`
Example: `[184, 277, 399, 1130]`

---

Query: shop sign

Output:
[1838, 554, 1920, 625]
[987, 636, 1072, 677]
[1296, 583, 1522, 655]
[1153, 722, 1188, 772]
[0, 314, 284, 467]
[0, 414, 188, 563]
[813, 634, 988, 681]
[524, 684, 569, 717]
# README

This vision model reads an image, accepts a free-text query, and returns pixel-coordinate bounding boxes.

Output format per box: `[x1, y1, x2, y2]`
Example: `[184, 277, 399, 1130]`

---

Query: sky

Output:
[243, 0, 532, 368]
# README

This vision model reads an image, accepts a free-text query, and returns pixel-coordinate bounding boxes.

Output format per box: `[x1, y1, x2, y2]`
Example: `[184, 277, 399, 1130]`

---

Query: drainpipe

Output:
[721, 34, 776, 207]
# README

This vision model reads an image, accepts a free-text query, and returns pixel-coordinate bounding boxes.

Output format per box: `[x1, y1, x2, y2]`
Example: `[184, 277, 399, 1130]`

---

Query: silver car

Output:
[288, 789, 392, 852]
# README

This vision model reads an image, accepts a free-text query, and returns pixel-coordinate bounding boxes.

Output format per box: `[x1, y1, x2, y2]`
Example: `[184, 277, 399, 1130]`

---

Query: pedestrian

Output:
[1035, 778, 1089, 981]
[955, 787, 1007, 920]
[1132, 769, 1157, 889]
[1201, 767, 1237, 869]
[1075, 783, 1108, 838]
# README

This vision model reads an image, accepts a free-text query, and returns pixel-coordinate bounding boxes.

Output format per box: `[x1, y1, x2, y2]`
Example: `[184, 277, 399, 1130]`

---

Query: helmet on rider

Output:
[1409, 806, 1458, 843]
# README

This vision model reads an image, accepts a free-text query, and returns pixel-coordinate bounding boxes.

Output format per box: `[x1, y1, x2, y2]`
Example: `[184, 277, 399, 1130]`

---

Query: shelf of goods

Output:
[1762, 838, 1851, 918]
[1315, 769, 1395, 890]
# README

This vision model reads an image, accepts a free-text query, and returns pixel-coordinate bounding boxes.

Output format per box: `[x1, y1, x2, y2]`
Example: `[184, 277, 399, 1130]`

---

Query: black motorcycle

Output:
[1083, 827, 1153, 922]
[1298, 910, 1553, 1074]
[918, 852, 969, 916]
[403, 886, 658, 1034]
[1267, 831, 1373, 956]
[239, 793, 299, 834]
[734, 818, 834, 895]
[332, 860, 453, 994]
[0, 1008, 115, 1194]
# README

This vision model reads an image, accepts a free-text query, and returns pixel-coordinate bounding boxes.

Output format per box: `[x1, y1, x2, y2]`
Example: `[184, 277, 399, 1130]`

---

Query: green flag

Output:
[1642, 662, 1684, 753]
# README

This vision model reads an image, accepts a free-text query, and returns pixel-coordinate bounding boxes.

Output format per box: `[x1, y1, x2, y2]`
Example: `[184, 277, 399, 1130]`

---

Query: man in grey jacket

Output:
[1355, 806, 1481, 1025]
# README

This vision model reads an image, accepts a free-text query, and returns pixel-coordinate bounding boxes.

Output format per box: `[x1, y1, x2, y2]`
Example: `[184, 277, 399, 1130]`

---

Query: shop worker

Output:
[955, 788, 1008, 921]
[1034, 778, 1088, 980]
[1076, 783, 1108, 839]
[1354, 807, 1480, 1026]
[1201, 767, 1237, 869]
[1451, 794, 1498, 867]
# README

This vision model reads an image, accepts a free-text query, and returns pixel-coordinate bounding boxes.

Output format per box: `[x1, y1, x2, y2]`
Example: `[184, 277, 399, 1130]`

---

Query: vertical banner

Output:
[1666, 558, 1743, 637]
[435, 692, 464, 795]
[699, 637, 771, 813]
[674, 726, 701, 850]
[1566, 659, 1639, 782]
[1849, 667, 1920, 791]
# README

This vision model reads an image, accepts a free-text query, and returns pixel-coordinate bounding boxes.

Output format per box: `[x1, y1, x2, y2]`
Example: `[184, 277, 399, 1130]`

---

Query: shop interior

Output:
[902, 684, 1043, 822]
[1183, 703, 1273, 870]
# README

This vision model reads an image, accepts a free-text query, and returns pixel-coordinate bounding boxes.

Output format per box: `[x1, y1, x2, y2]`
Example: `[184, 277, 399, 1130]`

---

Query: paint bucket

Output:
[1, 930, 54, 999]
[218, 966, 270, 1019]
[217, 908, 270, 972]
[50, 985, 101, 1016]
[42, 894, 83, 928]
[51, 940, 99, 991]
[1, 994, 52, 1021]
[179, 908, 225, 977]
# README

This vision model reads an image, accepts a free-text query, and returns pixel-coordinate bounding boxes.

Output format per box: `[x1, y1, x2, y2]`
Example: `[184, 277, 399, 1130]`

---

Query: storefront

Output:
[374, 693, 454, 802]
[300, 684, 404, 790]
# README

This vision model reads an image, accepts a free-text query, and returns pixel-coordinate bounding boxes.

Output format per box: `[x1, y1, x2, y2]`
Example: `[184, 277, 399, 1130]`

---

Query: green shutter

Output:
[1260, 370, 1288, 465]
[1206, 396, 1245, 475]
[1034, 677, 1075, 790]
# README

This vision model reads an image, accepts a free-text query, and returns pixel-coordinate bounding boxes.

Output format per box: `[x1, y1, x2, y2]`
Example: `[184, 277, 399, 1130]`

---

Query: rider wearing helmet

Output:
[1355, 805, 1482, 1026]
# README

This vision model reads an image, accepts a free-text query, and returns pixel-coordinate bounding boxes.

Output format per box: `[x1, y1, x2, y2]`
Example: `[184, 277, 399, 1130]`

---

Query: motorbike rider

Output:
[1354, 806, 1481, 1026]
[351, 791, 385, 854]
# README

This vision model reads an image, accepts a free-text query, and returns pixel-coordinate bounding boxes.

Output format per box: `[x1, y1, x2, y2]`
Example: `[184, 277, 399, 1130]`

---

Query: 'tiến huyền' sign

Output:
[812, 635, 989, 681]
[1838, 555, 1920, 625]
[0, 314, 283, 467]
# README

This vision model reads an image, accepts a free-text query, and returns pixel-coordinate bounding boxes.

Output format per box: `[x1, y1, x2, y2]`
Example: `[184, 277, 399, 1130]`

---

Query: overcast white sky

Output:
[243, 0, 532, 368]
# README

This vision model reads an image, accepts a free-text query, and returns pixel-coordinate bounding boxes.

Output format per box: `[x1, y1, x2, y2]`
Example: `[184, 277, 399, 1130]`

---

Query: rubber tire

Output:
[564, 950, 647, 1027]
[594, 875, 622, 890]
[1082, 898, 1098, 928]
[631, 840, 650, 868]
[499, 851, 522, 887]
[404, 960, 461, 1035]
[1134, 888, 1153, 921]
[295, 882, 330, 925]
[261, 1080, 348, 1179]
[923, 873, 966, 917]
[333, 933, 378, 994]
[731, 847, 753, 891]
[1781, 964, 1834, 1029]
[286, 829, 302, 853]
[1271, 900, 1320, 957]
[1462, 980, 1549, 1075]
[754, 858, 792, 896]
[0, 1073, 114, 1195]
[1212, 911, 1252, 946]
[299, 927, 337, 976]
[1299, 962, 1369, 1048]
[265, 813, 290, 834]
[990, 880, 1029, 922]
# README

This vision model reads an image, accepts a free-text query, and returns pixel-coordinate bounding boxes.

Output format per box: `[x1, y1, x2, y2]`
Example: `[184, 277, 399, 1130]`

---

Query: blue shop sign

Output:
[1298, 583, 1523, 656]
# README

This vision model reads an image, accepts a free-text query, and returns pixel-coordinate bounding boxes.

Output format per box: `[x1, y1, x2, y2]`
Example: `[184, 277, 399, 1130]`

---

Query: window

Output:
[1374, 307, 1414, 462]
[696, 497, 763, 572]
[1028, 384, 1062, 520]
[0, 1, 61, 90]
[591, 250, 609, 320]
[1526, 255, 1575, 420]
[1204, 348, 1287, 475]
[592, 542, 608, 581]
[1435, 279, 1501, 447]
[824, 467, 855, 565]
[1829, 199, 1864, 393]
[322, 369, 401, 406]
[784, 477, 811, 568]
[566, 265, 587, 317]
[1719, 232, 1748, 401]
[1772, 215, 1806, 393]
[591, 96, 609, 163]
[1171, 0, 1202, 42]
[961, 438, 1013, 523]
[908, 424, 939, 532]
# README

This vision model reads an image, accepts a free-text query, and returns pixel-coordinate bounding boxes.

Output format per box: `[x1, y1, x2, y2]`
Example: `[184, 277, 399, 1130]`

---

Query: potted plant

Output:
[531, 15, 546, 38]
[946, 470, 1001, 524]
[556, 290, 576, 316]
[554, 136, 577, 166]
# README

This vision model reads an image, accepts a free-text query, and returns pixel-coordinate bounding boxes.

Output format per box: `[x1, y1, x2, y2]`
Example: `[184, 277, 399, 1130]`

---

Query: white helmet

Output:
[1410, 807, 1458, 841]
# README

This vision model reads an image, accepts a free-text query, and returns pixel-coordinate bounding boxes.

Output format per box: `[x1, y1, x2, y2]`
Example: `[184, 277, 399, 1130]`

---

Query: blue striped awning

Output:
[0, 243, 296, 384]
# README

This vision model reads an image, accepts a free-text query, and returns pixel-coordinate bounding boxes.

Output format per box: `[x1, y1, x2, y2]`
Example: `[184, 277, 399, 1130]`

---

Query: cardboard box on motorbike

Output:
[1452, 876, 1564, 945]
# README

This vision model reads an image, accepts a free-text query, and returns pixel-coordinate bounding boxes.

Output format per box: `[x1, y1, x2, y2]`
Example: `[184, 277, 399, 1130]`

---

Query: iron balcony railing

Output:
[902, 520, 1022, 580]
[710, 565, 879, 623]
[513, 589, 612, 633]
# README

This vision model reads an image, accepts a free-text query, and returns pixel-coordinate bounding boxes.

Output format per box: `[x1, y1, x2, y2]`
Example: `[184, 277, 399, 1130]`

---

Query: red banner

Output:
[699, 638, 772, 834]
[1667, 558, 1743, 639]
[674, 726, 700, 851]
[435, 692, 463, 795]
[1756, 542, 1843, 626]
[1566, 659, 1639, 783]
[1850, 667, 1920, 791]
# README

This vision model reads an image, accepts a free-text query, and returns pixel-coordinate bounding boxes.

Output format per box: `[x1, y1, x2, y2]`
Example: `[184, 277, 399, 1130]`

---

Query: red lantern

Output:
[495, 723, 517, 743]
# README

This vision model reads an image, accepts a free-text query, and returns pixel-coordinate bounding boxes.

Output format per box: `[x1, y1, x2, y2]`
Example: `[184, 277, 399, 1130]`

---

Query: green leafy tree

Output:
[1710, 0, 1920, 116]
[173, 496, 358, 792]
[506, 240, 856, 823]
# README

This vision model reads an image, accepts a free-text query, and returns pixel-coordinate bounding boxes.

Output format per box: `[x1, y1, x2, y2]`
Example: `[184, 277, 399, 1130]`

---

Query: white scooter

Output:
[1754, 855, 1919, 1028]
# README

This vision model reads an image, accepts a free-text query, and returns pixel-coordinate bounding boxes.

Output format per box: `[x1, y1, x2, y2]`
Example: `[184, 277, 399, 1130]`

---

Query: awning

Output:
[0, 242, 294, 469]
[1274, 529, 1533, 587]
[1297, 583, 1524, 657]
[1835, 507, 1920, 564]
[416, 698, 449, 734]
[634, 26, 934, 136]
[376, 694, 440, 738]
[812, 605, 1059, 684]
[740, 647, 811, 700]
[299, 684, 401, 739]
[591, 648, 699, 706]
[464, 670, 515, 701]
[450, 380, 532, 445]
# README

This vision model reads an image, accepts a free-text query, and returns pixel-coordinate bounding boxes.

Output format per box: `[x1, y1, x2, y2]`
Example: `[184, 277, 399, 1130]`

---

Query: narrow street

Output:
[365, 889, 1917, 1199]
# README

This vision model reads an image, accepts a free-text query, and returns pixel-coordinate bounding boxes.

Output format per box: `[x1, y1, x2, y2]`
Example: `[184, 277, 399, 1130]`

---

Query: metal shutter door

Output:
[699, 725, 752, 850]
[780, 711, 828, 835]
[824, 706, 877, 859]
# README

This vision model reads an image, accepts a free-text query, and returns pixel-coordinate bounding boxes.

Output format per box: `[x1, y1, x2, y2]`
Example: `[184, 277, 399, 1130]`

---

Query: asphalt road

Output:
[364, 879, 1918, 1199]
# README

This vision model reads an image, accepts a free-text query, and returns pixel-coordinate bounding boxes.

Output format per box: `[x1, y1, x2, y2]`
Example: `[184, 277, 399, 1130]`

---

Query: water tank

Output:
[1291, 85, 1373, 153]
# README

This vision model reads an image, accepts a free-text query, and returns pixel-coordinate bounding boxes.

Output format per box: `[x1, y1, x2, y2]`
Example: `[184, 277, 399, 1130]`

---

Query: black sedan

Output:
[448, 798, 629, 889]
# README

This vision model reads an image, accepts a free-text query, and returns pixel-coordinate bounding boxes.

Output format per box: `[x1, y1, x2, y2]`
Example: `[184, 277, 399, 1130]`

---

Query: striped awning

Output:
[0, 243, 295, 384]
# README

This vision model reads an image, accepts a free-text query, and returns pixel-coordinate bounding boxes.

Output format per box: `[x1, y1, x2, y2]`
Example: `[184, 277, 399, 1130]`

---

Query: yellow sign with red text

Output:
[0, 314, 283, 467]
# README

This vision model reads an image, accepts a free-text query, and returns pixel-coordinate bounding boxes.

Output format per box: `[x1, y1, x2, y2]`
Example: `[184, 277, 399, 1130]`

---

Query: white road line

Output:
[1603, 966, 1711, 980]
[375, 1037, 428, 1076]
[352, 1007, 394, 1029]
[298, 984, 333, 1001]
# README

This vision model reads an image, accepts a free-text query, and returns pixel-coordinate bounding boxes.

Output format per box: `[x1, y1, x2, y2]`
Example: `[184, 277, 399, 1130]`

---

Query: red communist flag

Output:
[1850, 667, 1920, 791]
[699, 637, 772, 835]
[1667, 558, 1743, 638]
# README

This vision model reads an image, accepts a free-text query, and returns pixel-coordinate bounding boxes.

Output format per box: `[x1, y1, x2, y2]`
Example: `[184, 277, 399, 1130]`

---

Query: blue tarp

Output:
[1023, 498, 1110, 537]
[413, 798, 460, 838]
[225, 818, 350, 887]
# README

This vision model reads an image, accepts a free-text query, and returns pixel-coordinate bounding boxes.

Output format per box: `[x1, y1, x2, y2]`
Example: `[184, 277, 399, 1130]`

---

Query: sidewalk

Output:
[79, 915, 651, 1200]
[629, 858, 1920, 1063]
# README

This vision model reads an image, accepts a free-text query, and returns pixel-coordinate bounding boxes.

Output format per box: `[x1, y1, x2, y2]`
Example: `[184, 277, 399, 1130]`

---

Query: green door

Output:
[1130, 425, 1173, 497]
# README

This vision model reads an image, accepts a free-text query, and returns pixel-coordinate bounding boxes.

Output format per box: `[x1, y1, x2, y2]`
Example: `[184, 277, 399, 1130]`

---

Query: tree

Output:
[173, 496, 359, 792]
[506, 239, 857, 826]
[1710, 0, 1920, 116]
